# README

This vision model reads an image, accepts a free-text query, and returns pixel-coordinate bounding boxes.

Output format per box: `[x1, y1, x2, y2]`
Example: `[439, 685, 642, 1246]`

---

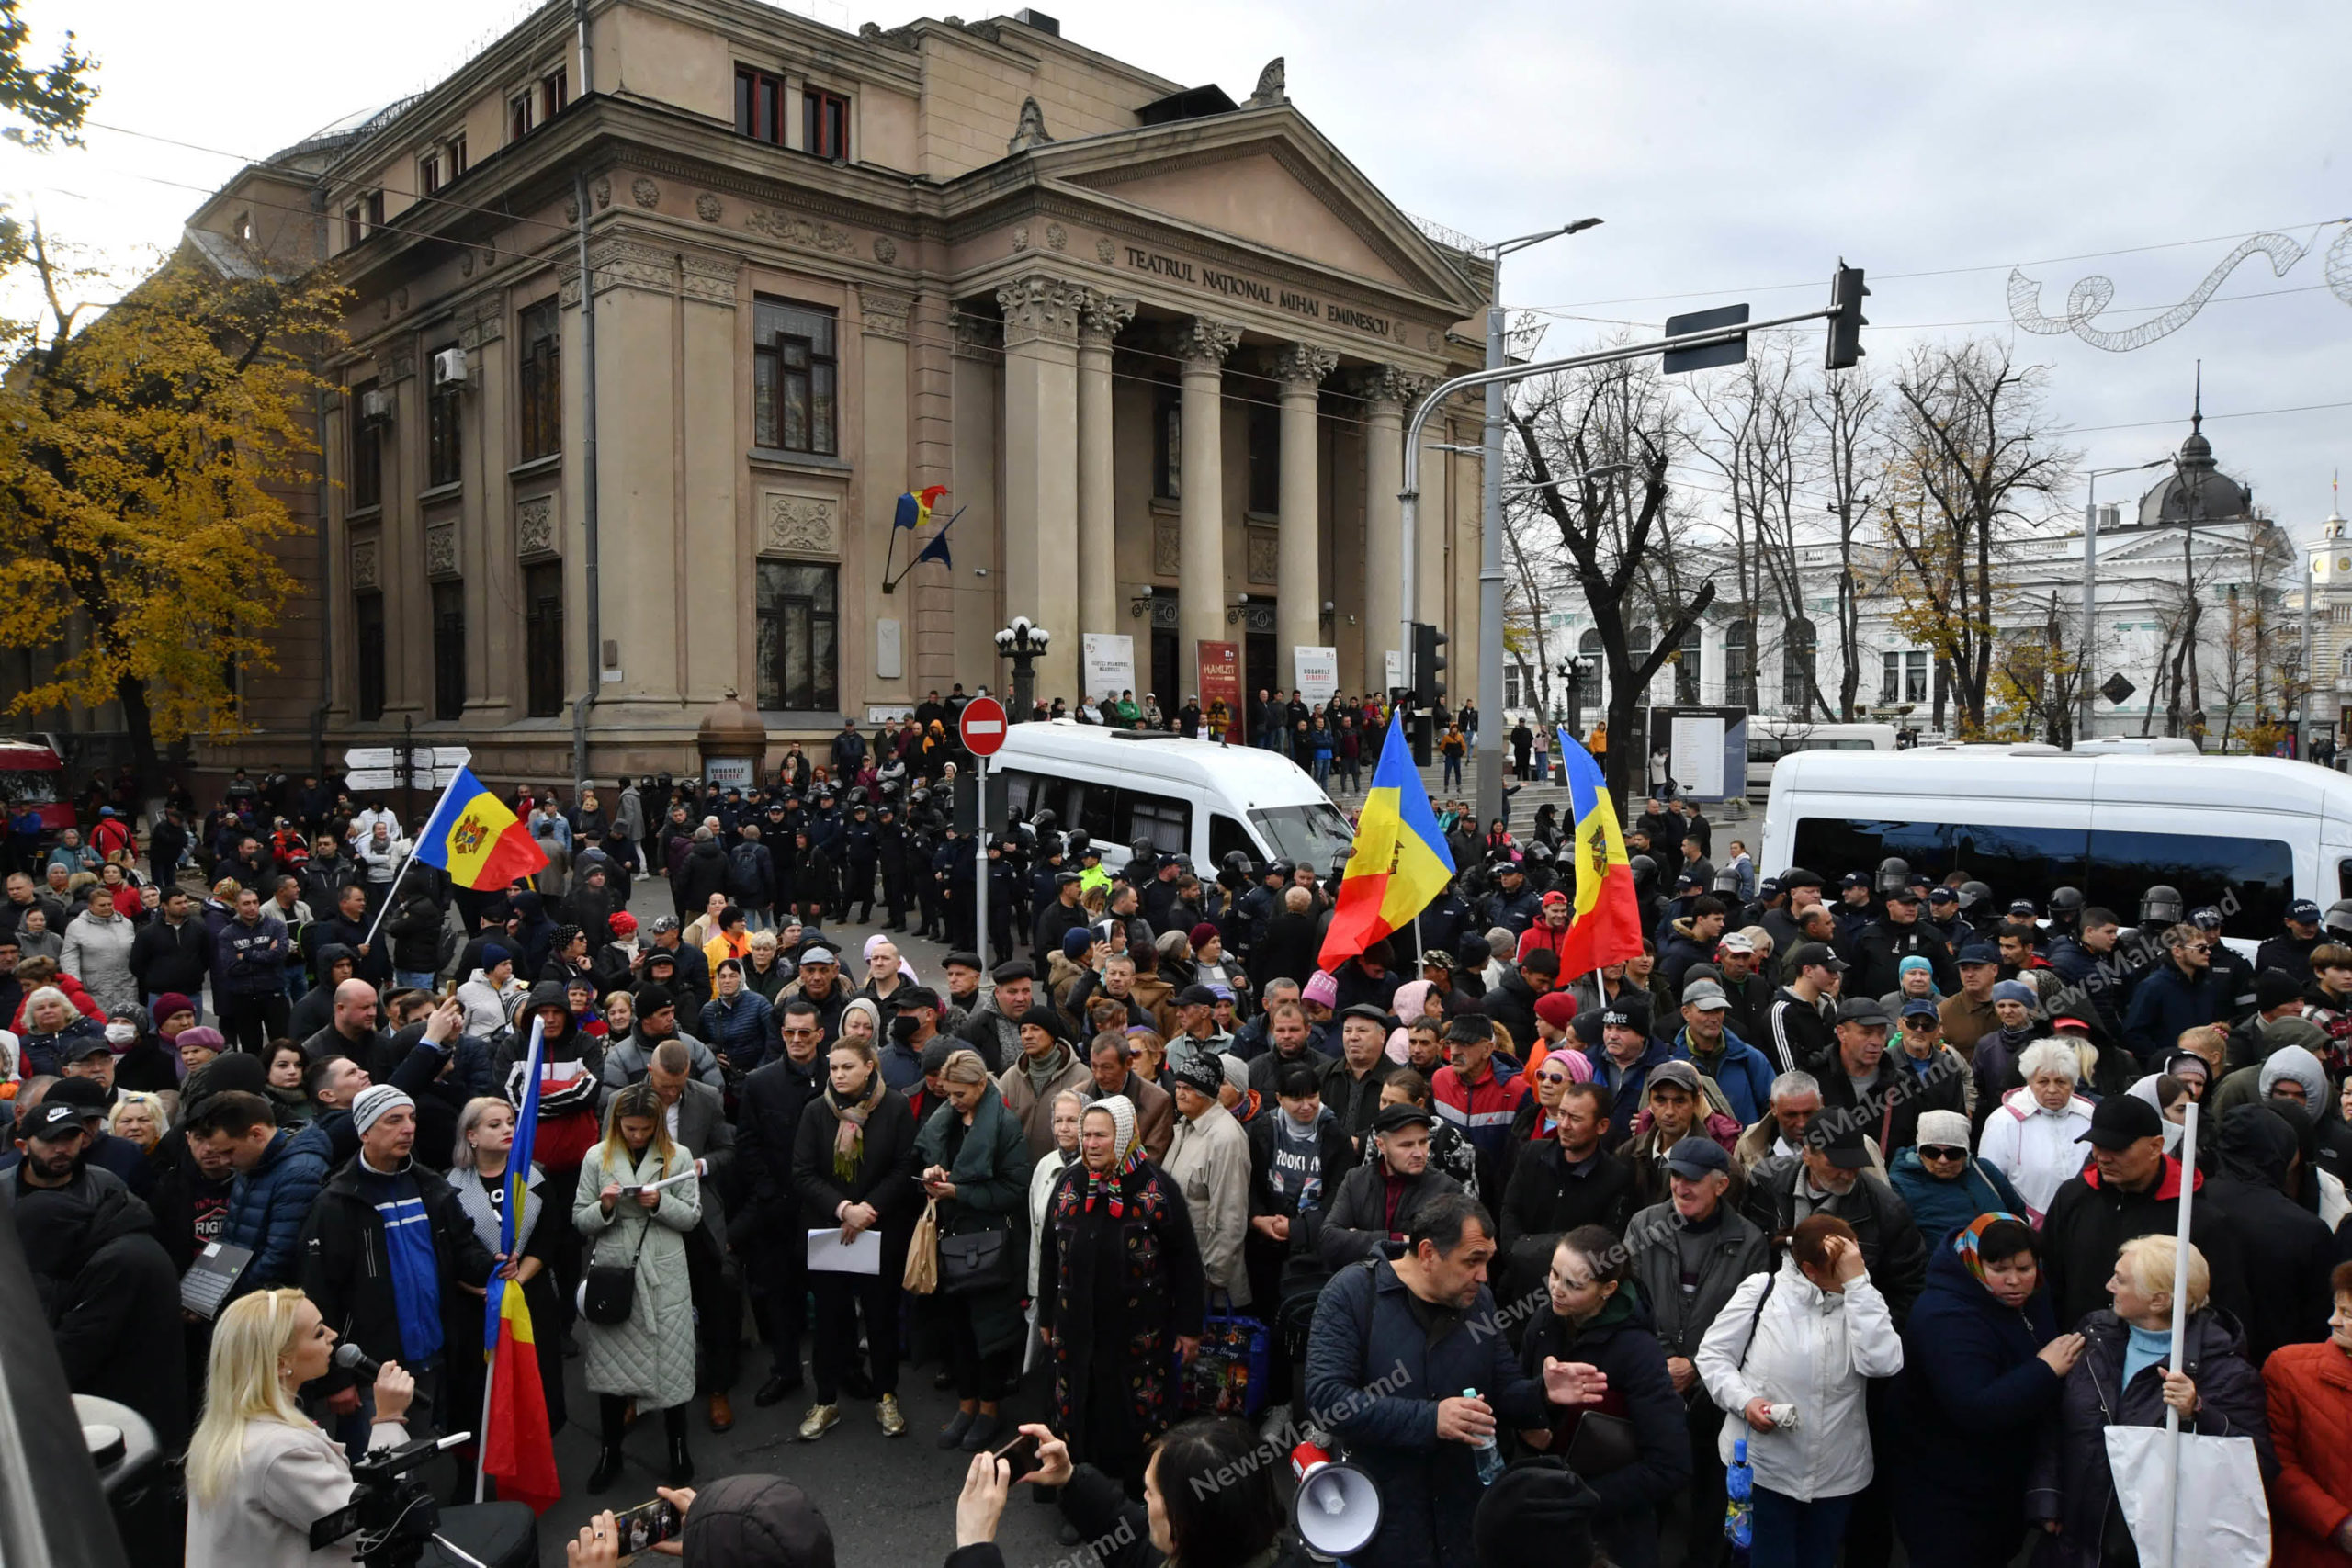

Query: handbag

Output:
[938, 1224, 1014, 1295]
[1178, 1305, 1272, 1416]
[1564, 1410, 1640, 1476]
[902, 1197, 941, 1295]
[582, 1213, 650, 1326]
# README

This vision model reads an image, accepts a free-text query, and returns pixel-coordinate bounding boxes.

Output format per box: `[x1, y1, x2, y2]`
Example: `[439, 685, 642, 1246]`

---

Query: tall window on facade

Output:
[541, 68, 568, 119]
[1905, 650, 1929, 704]
[356, 592, 387, 721]
[1782, 617, 1817, 712]
[756, 561, 839, 712]
[448, 133, 467, 178]
[426, 344, 462, 488]
[1881, 650, 1900, 705]
[349, 380, 383, 511]
[524, 562, 565, 718]
[1246, 400, 1279, 514]
[1152, 383, 1181, 501]
[803, 88, 848, 160]
[432, 581, 466, 721]
[752, 298, 838, 455]
[1723, 618, 1755, 706]
[420, 152, 443, 196]
[517, 299, 560, 460]
[1674, 624, 1702, 704]
[509, 94, 534, 141]
[736, 67, 786, 144]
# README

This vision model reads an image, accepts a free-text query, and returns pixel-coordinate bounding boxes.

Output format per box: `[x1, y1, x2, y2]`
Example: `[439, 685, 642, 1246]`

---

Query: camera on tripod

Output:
[311, 1430, 473, 1568]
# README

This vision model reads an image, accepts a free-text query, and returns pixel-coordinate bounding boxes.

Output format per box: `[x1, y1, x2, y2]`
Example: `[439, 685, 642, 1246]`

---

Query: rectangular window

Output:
[541, 67, 568, 120]
[1880, 650, 1899, 705]
[752, 297, 838, 455]
[524, 561, 565, 718]
[1121, 793, 1192, 856]
[365, 189, 384, 231]
[509, 94, 533, 141]
[517, 299, 560, 461]
[1153, 383, 1181, 501]
[755, 560, 840, 712]
[1904, 649, 1928, 704]
[803, 88, 848, 160]
[432, 581, 466, 722]
[448, 133, 467, 178]
[735, 67, 785, 144]
[1246, 399, 1279, 514]
[344, 205, 362, 249]
[419, 152, 442, 196]
[426, 343, 462, 488]
[355, 592, 387, 721]
[348, 379, 382, 512]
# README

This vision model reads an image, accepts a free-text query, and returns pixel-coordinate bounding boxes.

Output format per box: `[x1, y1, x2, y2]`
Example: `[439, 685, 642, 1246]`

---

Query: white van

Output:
[1758, 749, 2352, 943]
[1745, 719, 1901, 803]
[986, 722, 1357, 873]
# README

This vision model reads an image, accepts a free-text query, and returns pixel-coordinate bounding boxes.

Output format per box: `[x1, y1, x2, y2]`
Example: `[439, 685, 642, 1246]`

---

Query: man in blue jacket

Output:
[1305, 1189, 1604, 1568]
[2120, 921, 2227, 1064]
[190, 1089, 333, 1299]
[1674, 979, 1775, 1126]
[1587, 998, 1691, 1151]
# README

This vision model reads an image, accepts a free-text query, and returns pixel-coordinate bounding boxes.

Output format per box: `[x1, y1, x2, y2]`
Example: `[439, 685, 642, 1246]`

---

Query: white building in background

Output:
[2289, 480, 2352, 748]
[1513, 412, 2312, 746]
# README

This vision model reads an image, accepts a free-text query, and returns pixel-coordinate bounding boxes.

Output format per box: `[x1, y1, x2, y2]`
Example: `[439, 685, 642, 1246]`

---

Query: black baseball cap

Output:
[1176, 984, 1221, 1009]
[1835, 997, 1891, 1026]
[1928, 886, 1959, 905]
[1786, 942, 1847, 974]
[1599, 1000, 1652, 1032]
[895, 985, 941, 1012]
[2077, 1094, 2164, 1149]
[17, 1102, 80, 1141]
[2290, 899, 2322, 923]
[1372, 1102, 1435, 1134]
[1884, 886, 1921, 905]
[1802, 1113, 1871, 1168]
[1840, 872, 1870, 888]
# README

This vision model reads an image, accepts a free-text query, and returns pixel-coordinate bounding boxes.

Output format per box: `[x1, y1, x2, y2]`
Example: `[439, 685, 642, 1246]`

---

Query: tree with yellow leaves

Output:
[0, 223, 348, 787]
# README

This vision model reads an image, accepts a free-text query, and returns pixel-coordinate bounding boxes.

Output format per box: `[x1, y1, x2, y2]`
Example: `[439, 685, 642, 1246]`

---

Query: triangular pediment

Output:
[1026, 109, 1485, 311]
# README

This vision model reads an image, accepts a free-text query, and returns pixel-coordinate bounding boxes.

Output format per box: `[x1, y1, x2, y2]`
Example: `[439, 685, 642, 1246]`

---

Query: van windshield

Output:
[1249, 803, 1355, 868]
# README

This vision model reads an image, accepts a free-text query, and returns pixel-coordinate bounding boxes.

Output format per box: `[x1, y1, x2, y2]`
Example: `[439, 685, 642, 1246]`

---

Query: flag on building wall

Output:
[480, 1020, 560, 1514]
[1555, 728, 1644, 979]
[413, 767, 548, 890]
[1318, 710, 1456, 970]
[892, 485, 948, 530]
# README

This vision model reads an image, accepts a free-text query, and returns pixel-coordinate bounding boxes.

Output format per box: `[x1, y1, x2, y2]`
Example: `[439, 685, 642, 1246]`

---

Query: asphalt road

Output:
[516, 880, 1075, 1568]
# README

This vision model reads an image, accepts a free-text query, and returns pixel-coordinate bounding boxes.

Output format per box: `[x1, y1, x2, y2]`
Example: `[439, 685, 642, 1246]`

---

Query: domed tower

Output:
[2136, 369, 2253, 527]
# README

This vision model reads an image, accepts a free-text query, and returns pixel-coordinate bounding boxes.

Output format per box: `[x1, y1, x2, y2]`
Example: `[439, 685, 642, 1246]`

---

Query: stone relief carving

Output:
[1045, 223, 1067, 252]
[594, 177, 612, 209]
[872, 234, 898, 264]
[425, 525, 458, 580]
[1247, 530, 1279, 585]
[1176, 317, 1242, 367]
[1351, 364, 1434, 409]
[458, 289, 507, 351]
[383, 342, 416, 384]
[1008, 96, 1054, 153]
[1248, 57, 1287, 107]
[1011, 226, 1031, 252]
[695, 192, 723, 222]
[742, 208, 856, 253]
[393, 288, 409, 313]
[951, 312, 1002, 359]
[516, 496, 557, 559]
[564, 197, 580, 224]
[680, 254, 741, 309]
[1153, 517, 1182, 576]
[1077, 290, 1136, 347]
[859, 286, 913, 339]
[996, 276, 1084, 344]
[458, 252, 475, 278]
[1273, 342, 1337, 388]
[631, 177, 661, 209]
[1095, 236, 1115, 264]
[350, 538, 379, 590]
[762, 494, 839, 556]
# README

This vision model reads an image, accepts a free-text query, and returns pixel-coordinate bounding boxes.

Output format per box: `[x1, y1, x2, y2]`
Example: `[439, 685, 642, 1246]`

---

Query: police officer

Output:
[841, 800, 879, 924]
[2256, 897, 2325, 985]
[875, 800, 911, 932]
[1849, 884, 1958, 999]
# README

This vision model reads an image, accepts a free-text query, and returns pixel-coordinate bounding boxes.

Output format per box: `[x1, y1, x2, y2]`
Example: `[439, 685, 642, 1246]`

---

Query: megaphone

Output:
[1290, 1439, 1380, 1560]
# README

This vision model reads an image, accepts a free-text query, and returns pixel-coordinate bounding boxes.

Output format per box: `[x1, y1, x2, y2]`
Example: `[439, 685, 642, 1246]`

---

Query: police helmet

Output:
[1875, 856, 1911, 895]
[2140, 884, 2185, 926]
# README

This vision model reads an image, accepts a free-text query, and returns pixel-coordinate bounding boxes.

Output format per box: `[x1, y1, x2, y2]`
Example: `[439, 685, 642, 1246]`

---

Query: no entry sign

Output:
[959, 695, 1009, 757]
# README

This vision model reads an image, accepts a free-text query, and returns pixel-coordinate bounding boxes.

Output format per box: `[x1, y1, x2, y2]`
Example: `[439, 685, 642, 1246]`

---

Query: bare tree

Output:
[1689, 344, 1808, 714]
[1810, 366, 1883, 719]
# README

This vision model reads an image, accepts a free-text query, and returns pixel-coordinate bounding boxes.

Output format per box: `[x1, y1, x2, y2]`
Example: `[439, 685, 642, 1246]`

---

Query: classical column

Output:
[1356, 365, 1413, 694]
[1273, 343, 1335, 692]
[997, 274, 1085, 705]
[1177, 317, 1241, 696]
[1075, 290, 1135, 663]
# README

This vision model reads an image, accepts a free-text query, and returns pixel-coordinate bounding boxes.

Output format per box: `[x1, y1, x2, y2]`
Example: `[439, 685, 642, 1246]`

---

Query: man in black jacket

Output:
[128, 887, 214, 1007]
[2040, 1093, 2250, 1334]
[736, 1016, 827, 1406]
[1317, 1102, 1461, 1270]
[1244, 1059, 1356, 1315]
[1760, 942, 1840, 1077]
[1481, 947, 1556, 1052]
[1815, 997, 1963, 1158]
[312, 882, 391, 987]
[1498, 1081, 1635, 1310]
[299, 1084, 497, 1450]
[2205, 1103, 2335, 1364]
[1740, 1114, 1928, 1325]
[1848, 886, 1957, 1000]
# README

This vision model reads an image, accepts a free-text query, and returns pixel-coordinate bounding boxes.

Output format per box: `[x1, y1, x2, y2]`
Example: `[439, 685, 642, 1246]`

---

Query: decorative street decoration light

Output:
[994, 616, 1052, 722]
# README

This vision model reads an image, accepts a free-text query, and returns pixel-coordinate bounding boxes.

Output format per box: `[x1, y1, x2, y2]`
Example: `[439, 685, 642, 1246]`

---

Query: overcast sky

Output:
[10, 0, 2348, 539]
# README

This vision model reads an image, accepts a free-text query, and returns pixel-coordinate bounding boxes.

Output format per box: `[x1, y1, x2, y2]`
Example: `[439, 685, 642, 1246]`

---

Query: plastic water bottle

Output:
[1464, 1387, 1505, 1486]
[1724, 1436, 1754, 1565]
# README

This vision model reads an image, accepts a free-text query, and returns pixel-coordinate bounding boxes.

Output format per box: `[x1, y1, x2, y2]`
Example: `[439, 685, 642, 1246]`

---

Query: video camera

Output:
[311, 1431, 468, 1567]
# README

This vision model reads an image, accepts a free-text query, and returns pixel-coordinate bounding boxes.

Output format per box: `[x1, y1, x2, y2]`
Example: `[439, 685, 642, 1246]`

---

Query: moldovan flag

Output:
[481, 1021, 560, 1514]
[414, 767, 548, 891]
[892, 484, 948, 530]
[1555, 728, 1644, 979]
[1318, 709, 1456, 971]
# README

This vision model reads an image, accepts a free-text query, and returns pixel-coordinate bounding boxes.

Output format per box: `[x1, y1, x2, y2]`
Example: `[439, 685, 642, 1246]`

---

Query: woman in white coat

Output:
[575, 1079, 702, 1495]
[1697, 1213, 1905, 1568]
[1975, 1040, 2096, 1224]
[185, 1287, 415, 1568]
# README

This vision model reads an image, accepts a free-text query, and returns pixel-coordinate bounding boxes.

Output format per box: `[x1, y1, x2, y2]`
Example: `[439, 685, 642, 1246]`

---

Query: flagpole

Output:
[2158, 1098, 2199, 1568]
[475, 1016, 547, 1506]
[361, 768, 468, 948]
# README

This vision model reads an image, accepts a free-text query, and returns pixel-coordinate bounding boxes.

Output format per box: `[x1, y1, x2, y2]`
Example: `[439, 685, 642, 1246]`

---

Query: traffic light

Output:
[1412, 621, 1448, 707]
[1826, 262, 1869, 370]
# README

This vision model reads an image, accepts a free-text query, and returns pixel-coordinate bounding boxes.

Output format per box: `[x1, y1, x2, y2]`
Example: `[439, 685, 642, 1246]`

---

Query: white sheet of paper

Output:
[806, 1225, 883, 1275]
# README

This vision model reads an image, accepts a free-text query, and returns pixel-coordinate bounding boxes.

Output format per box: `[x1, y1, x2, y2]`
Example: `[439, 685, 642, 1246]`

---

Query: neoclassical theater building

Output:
[169, 2, 1494, 783]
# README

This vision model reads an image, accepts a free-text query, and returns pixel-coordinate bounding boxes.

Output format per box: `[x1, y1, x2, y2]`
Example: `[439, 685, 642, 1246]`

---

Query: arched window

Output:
[1783, 617, 1818, 713]
[1675, 623, 1702, 704]
[1576, 629, 1604, 715]
[1724, 618, 1756, 707]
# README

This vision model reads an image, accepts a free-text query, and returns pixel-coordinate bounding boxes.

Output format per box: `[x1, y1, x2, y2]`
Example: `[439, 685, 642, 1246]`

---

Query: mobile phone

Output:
[992, 1429, 1042, 1483]
[612, 1496, 682, 1551]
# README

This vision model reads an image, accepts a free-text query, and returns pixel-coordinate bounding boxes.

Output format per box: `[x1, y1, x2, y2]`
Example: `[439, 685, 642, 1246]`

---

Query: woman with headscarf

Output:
[916, 1048, 1034, 1452]
[1037, 1094, 1207, 1501]
[1892, 1214, 2079, 1568]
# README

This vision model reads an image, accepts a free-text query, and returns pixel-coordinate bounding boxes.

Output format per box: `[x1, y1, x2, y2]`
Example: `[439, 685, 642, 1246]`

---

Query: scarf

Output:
[1953, 1210, 2025, 1284]
[1081, 1093, 1145, 1215]
[830, 1070, 885, 1183]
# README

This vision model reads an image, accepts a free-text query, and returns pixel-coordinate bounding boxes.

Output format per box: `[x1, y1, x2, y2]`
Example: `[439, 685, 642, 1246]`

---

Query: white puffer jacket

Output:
[1974, 1086, 2094, 1223]
[1695, 1256, 1904, 1501]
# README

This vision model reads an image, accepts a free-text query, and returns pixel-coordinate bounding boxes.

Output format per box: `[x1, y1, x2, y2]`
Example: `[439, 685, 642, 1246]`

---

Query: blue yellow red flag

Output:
[1555, 728, 1644, 979]
[1318, 710, 1456, 971]
[413, 767, 548, 892]
[892, 484, 948, 530]
[481, 1020, 560, 1514]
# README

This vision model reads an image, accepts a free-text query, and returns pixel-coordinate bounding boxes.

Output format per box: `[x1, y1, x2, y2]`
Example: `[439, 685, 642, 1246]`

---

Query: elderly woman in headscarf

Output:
[1036, 1093, 1207, 1500]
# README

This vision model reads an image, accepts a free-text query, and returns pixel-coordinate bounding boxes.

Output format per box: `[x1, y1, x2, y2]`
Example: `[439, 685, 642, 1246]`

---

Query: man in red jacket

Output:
[1430, 1014, 1531, 1177]
[1515, 891, 1574, 964]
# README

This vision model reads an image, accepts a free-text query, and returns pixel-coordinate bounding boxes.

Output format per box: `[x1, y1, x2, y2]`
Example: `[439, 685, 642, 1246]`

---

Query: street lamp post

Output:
[2079, 458, 2168, 742]
[1475, 218, 1602, 834]
[1563, 654, 1594, 740]
[994, 617, 1052, 722]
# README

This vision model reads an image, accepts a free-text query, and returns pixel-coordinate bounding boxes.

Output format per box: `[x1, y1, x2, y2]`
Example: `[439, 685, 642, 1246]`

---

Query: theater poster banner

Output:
[1294, 647, 1340, 706]
[1080, 633, 1136, 705]
[1199, 640, 1243, 741]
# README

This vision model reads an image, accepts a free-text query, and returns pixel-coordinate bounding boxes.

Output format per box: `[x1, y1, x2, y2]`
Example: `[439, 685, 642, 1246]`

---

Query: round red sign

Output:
[958, 695, 1009, 758]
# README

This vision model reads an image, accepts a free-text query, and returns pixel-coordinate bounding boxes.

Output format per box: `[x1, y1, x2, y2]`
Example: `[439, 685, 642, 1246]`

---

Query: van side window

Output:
[2342, 859, 2352, 902]
[1210, 814, 1256, 867]
[1073, 783, 1119, 842]
[2083, 830, 2291, 941]
[1124, 794, 1191, 855]
[999, 770, 1037, 820]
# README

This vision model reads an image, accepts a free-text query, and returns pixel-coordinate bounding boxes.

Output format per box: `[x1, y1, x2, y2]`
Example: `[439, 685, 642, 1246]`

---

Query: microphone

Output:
[332, 1343, 382, 1382]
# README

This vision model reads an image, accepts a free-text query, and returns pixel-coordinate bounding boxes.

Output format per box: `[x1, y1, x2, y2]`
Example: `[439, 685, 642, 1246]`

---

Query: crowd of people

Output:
[17, 759, 2352, 1568]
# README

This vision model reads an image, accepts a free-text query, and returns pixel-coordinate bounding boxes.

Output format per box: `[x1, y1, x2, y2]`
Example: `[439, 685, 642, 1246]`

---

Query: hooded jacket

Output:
[209, 909, 291, 1001]
[221, 1121, 335, 1297]
[2207, 1104, 2337, 1364]
[297, 1153, 497, 1395]
[1516, 1284, 1690, 1568]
